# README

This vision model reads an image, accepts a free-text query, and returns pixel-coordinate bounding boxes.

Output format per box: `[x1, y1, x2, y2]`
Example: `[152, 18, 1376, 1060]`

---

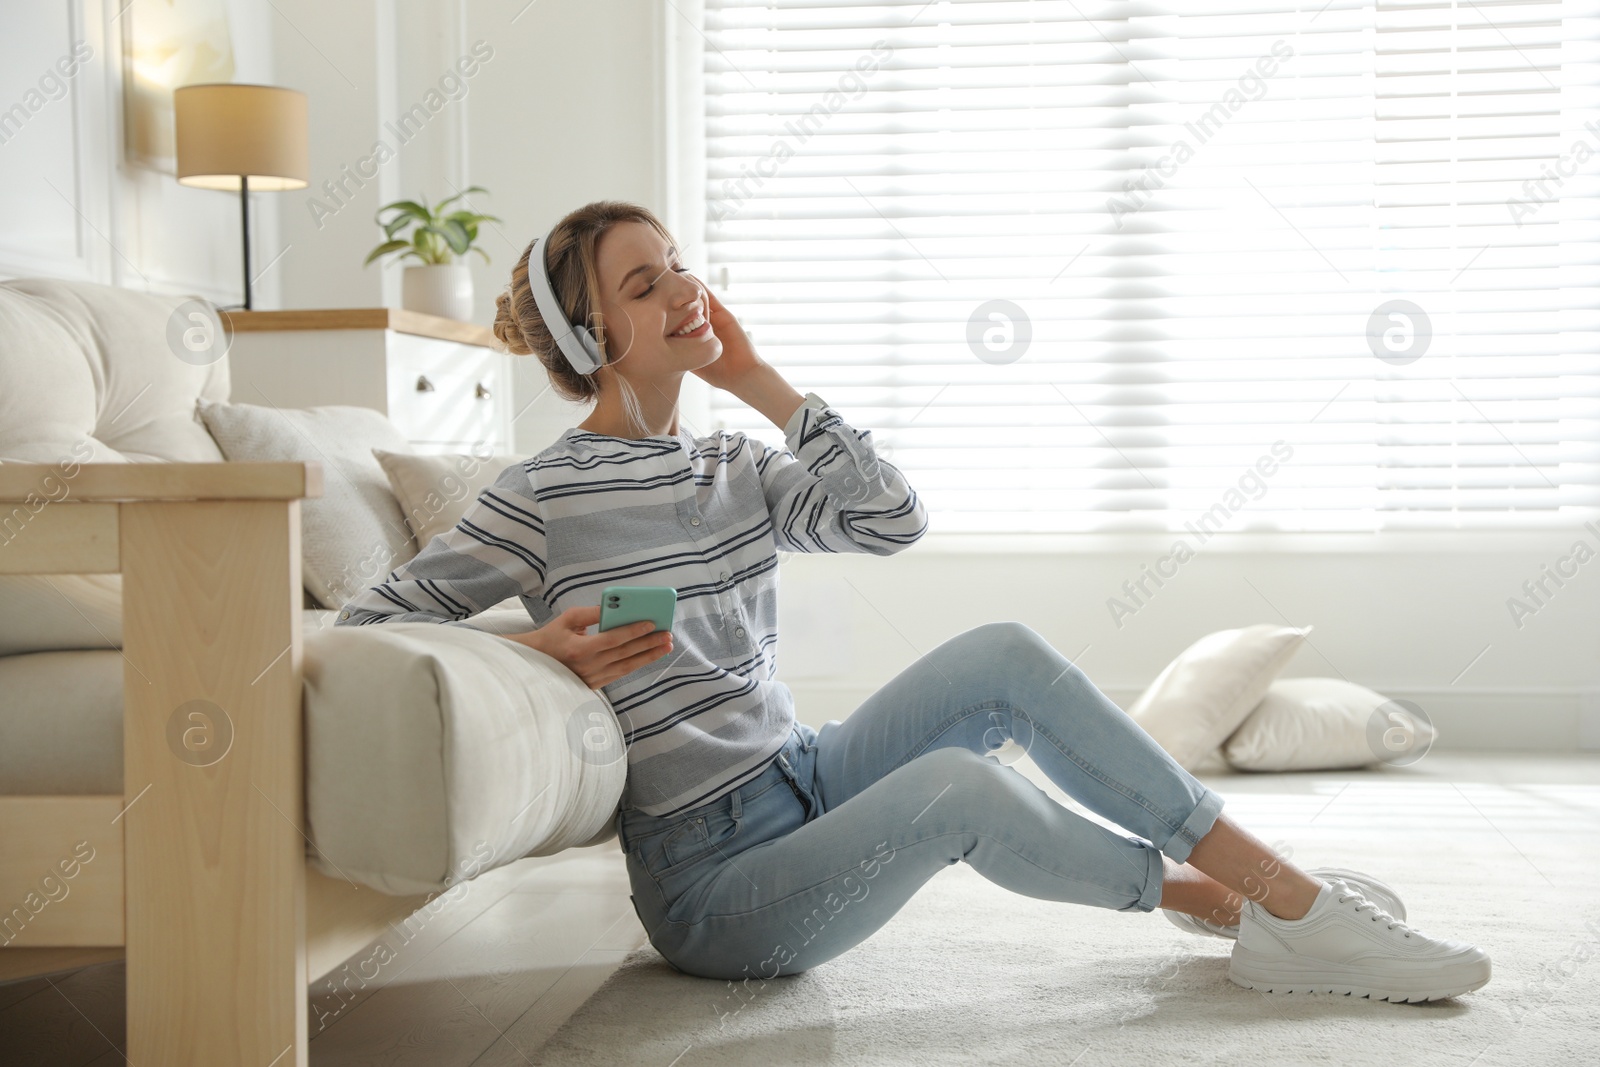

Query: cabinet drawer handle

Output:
[475, 381, 492, 400]
[416, 374, 435, 393]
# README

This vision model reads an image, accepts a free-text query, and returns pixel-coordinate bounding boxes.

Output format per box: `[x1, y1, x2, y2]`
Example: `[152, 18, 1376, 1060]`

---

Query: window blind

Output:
[696, 0, 1600, 533]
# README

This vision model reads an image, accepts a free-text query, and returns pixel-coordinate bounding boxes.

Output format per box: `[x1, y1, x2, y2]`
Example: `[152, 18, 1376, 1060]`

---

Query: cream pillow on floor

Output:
[197, 402, 419, 610]
[1128, 623, 1312, 771]
[1188, 746, 1231, 775]
[1224, 676, 1438, 771]
[371, 448, 529, 548]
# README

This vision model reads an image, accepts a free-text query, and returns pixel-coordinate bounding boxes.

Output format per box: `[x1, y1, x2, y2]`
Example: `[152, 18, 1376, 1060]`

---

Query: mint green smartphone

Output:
[598, 585, 677, 634]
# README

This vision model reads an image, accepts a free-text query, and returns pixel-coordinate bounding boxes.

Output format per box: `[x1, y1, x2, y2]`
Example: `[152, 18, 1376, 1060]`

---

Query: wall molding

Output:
[0, 0, 112, 283]
[783, 682, 1600, 753]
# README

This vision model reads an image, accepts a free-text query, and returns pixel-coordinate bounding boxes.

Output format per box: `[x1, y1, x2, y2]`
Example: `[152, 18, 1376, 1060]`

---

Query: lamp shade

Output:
[174, 83, 308, 191]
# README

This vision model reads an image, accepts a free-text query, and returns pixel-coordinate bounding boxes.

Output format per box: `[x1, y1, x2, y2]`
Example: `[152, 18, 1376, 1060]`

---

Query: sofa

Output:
[0, 277, 625, 1064]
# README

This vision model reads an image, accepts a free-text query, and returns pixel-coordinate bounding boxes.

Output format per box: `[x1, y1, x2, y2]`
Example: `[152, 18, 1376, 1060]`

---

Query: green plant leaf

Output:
[434, 185, 489, 215]
[410, 230, 432, 265]
[377, 200, 431, 226]
[416, 229, 452, 265]
[371, 191, 496, 268]
[445, 209, 500, 226]
[364, 239, 414, 267]
[424, 219, 471, 256]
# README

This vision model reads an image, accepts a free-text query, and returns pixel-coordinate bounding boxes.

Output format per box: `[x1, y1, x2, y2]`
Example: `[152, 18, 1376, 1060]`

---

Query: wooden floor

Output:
[0, 841, 646, 1066]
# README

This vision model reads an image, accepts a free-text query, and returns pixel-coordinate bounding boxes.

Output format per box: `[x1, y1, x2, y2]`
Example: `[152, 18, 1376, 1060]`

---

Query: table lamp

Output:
[174, 83, 308, 310]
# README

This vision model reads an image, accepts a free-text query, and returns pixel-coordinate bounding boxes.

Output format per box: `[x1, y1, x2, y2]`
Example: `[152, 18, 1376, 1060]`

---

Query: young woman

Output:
[336, 200, 1490, 1002]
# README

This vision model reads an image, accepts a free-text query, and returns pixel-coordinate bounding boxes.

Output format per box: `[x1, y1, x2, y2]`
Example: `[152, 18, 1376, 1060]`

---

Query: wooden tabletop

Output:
[0, 461, 324, 502]
[220, 307, 499, 348]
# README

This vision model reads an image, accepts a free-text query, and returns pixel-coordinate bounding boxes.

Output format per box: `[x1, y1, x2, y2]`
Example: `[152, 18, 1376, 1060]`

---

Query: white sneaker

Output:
[1229, 876, 1491, 1002]
[1164, 866, 1406, 941]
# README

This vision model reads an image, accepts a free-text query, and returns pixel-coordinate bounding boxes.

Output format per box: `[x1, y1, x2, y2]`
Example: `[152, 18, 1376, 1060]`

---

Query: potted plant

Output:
[365, 186, 501, 321]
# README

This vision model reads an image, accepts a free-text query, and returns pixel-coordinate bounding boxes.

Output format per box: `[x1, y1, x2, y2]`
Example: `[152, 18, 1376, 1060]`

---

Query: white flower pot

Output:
[401, 263, 474, 322]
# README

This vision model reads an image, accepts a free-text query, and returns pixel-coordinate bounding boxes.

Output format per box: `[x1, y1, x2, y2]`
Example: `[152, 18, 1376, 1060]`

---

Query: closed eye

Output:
[640, 266, 691, 298]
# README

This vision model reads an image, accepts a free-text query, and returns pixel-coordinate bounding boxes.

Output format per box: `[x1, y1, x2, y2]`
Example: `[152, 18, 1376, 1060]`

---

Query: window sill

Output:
[910, 529, 1594, 555]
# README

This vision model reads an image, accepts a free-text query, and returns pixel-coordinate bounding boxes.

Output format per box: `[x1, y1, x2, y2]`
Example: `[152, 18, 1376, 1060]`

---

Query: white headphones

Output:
[525, 225, 605, 376]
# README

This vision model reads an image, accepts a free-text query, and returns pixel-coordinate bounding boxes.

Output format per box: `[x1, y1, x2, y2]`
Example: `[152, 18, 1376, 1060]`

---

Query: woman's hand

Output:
[503, 605, 673, 689]
[687, 276, 807, 431]
[689, 279, 764, 392]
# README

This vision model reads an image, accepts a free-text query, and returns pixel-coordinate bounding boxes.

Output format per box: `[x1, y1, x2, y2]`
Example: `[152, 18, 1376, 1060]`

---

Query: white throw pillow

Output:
[1128, 623, 1312, 771]
[372, 448, 529, 549]
[1224, 676, 1438, 771]
[197, 402, 419, 610]
[1188, 746, 1231, 775]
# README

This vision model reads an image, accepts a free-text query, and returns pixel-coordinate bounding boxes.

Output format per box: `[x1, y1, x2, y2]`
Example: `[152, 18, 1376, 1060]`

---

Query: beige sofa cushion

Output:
[302, 620, 626, 895]
[0, 279, 231, 658]
[0, 648, 126, 794]
[0, 574, 121, 657]
[0, 279, 230, 467]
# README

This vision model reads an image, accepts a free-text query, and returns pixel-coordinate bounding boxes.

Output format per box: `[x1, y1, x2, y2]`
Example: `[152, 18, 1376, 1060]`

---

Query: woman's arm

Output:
[727, 362, 806, 438]
[690, 279, 927, 556]
[336, 455, 677, 688]
[749, 389, 928, 555]
[335, 460, 547, 627]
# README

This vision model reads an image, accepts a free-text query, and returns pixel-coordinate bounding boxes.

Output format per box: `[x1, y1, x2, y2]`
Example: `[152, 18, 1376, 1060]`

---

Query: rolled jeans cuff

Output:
[1158, 787, 1226, 866]
[1128, 838, 1167, 913]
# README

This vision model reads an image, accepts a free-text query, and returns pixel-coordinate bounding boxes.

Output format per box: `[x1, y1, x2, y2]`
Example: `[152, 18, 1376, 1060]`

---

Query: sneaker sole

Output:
[1228, 946, 1491, 1002]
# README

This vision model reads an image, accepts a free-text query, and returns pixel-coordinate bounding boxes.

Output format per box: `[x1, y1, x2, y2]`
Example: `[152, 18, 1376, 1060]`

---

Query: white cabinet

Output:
[221, 308, 513, 454]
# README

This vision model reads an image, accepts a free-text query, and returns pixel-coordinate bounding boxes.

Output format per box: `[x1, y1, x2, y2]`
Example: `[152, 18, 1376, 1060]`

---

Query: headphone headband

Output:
[525, 226, 605, 375]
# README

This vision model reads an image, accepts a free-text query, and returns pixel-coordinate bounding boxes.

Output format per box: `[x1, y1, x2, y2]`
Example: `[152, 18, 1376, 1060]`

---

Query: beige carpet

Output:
[527, 756, 1599, 1066]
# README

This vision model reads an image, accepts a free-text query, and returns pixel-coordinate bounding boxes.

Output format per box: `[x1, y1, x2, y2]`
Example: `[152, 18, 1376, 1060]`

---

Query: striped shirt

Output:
[334, 391, 928, 817]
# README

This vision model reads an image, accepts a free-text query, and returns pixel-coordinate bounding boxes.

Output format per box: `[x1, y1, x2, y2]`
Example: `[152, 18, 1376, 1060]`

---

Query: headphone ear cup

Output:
[571, 325, 604, 374]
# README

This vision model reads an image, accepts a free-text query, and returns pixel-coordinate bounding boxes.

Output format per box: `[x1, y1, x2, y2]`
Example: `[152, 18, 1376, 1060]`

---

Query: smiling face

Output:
[591, 221, 722, 381]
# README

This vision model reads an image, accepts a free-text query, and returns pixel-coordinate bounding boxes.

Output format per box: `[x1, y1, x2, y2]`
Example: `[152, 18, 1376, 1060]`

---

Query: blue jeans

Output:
[614, 622, 1226, 981]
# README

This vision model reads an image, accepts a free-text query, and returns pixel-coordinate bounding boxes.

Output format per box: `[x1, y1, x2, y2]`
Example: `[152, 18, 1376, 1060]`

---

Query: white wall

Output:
[463, 0, 682, 453]
[777, 533, 1600, 753]
[0, 0, 284, 305]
